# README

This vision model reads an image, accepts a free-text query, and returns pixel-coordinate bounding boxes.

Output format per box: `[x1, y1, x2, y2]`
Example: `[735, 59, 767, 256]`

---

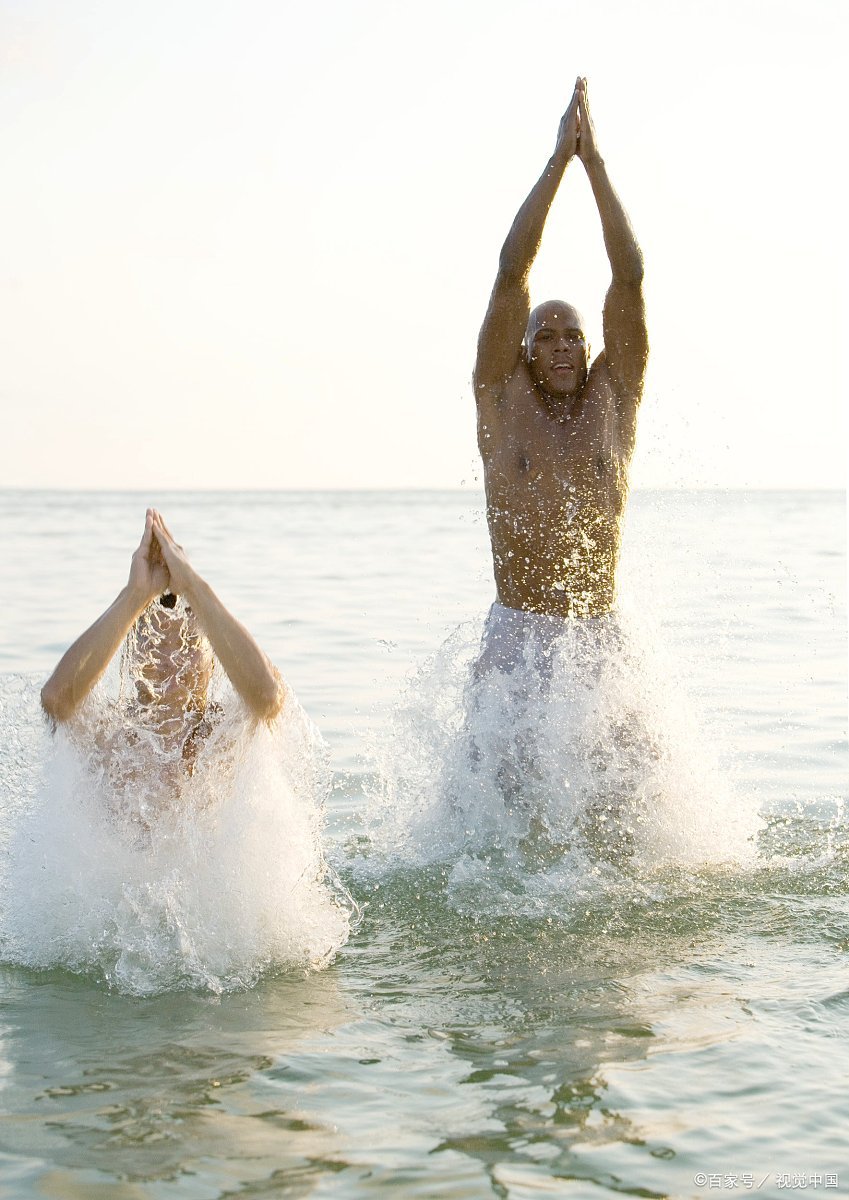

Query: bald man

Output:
[473, 77, 647, 674]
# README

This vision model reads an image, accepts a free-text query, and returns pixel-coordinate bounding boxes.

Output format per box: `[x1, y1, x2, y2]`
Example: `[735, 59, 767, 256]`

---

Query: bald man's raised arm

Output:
[577, 86, 648, 408]
[473, 86, 581, 412]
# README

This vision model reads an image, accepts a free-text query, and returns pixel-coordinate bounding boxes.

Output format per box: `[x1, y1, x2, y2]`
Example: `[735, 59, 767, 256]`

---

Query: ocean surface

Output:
[0, 488, 846, 1199]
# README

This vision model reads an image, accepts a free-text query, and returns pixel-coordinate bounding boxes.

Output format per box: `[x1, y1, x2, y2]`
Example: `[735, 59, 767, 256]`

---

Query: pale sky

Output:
[1, 0, 846, 490]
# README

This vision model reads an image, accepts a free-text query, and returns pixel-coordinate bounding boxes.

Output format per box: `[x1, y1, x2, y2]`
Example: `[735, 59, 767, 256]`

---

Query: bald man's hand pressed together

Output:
[474, 78, 647, 621]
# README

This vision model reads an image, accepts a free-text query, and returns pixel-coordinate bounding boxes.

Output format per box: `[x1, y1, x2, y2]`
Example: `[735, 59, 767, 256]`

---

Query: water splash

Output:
[363, 608, 762, 915]
[0, 674, 354, 995]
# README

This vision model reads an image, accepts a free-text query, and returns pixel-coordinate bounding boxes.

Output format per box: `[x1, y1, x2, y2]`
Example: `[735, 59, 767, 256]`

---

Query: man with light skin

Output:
[41, 509, 285, 771]
[40, 509, 289, 834]
[473, 76, 647, 671]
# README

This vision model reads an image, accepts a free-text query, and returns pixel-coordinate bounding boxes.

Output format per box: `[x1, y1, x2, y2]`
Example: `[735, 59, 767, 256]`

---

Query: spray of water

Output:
[0, 613, 354, 994]
[363, 608, 762, 915]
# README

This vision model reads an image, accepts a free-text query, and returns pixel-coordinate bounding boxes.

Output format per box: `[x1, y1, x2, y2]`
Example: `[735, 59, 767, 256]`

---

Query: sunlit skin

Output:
[474, 78, 648, 618]
[128, 602, 215, 745]
[41, 510, 286, 768]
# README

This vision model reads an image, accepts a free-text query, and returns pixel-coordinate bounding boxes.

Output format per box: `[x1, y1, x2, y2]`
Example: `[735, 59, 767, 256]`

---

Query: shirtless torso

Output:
[474, 79, 646, 619]
[481, 354, 637, 618]
[68, 698, 230, 838]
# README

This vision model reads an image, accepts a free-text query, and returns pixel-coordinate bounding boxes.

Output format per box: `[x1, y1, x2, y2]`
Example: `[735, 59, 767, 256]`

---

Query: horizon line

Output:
[0, 484, 845, 496]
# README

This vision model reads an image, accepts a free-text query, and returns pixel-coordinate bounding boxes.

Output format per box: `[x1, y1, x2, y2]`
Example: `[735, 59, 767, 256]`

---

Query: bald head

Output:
[524, 300, 586, 354]
[524, 300, 589, 400]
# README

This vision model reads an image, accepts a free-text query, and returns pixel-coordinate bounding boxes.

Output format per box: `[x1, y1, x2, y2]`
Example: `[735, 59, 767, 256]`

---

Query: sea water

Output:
[0, 488, 845, 1198]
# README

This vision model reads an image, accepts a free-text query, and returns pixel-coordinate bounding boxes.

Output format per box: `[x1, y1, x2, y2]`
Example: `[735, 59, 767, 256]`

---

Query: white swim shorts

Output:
[473, 600, 621, 684]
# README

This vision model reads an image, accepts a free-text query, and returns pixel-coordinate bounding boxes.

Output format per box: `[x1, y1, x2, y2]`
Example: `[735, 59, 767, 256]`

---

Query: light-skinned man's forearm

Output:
[582, 155, 643, 284]
[41, 586, 150, 722]
[181, 574, 283, 721]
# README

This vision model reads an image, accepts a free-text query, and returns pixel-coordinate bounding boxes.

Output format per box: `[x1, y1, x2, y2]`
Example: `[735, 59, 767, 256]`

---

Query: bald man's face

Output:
[525, 305, 588, 399]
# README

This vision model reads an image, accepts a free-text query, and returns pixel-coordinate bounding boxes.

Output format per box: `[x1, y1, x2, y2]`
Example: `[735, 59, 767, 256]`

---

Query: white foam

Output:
[0, 677, 353, 994]
[364, 608, 762, 913]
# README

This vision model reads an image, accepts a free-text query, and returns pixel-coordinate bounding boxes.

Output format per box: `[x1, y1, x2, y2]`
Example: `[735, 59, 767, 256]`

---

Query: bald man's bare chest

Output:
[482, 377, 622, 512]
